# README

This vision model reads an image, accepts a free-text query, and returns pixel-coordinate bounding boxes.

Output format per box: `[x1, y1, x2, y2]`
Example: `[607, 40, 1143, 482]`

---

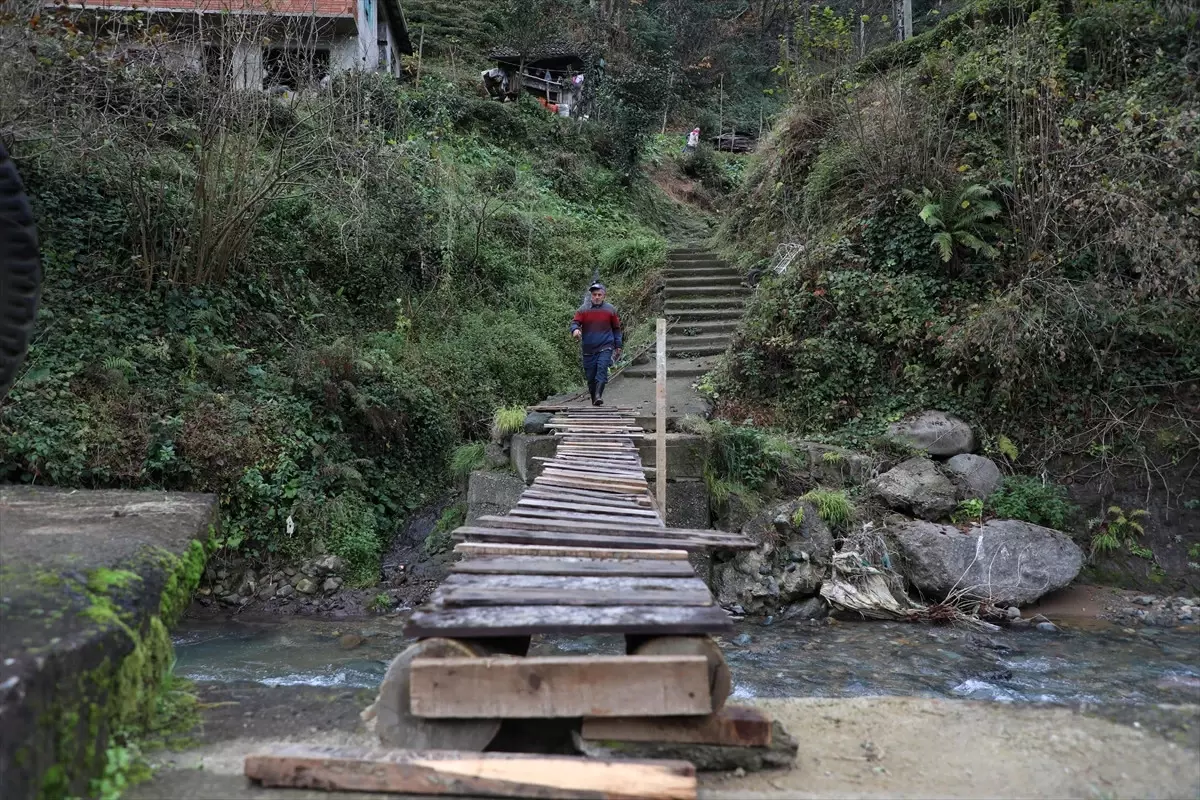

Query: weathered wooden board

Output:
[409, 655, 712, 718]
[518, 499, 658, 517]
[245, 745, 696, 800]
[452, 526, 751, 552]
[580, 705, 773, 748]
[534, 476, 656, 496]
[473, 517, 743, 543]
[453, 542, 689, 560]
[441, 574, 707, 592]
[450, 556, 696, 578]
[439, 587, 712, 608]
[500, 509, 665, 528]
[405, 602, 733, 637]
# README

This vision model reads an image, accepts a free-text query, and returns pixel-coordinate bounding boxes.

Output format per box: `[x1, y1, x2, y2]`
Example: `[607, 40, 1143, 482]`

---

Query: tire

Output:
[0, 140, 41, 401]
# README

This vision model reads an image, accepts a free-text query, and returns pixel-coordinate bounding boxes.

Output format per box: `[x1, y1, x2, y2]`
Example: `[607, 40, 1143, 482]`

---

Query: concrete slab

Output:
[602, 374, 711, 431]
[465, 470, 526, 524]
[0, 486, 217, 799]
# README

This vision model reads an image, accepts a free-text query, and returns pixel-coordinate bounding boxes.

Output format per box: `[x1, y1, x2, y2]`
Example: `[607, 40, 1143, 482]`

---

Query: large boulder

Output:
[887, 411, 976, 457]
[870, 457, 958, 520]
[711, 500, 834, 615]
[945, 454, 1002, 500]
[889, 518, 1084, 606]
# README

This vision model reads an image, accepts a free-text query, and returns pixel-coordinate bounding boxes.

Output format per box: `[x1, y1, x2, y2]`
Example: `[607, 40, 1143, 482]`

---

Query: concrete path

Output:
[0, 487, 217, 798]
[607, 246, 747, 431]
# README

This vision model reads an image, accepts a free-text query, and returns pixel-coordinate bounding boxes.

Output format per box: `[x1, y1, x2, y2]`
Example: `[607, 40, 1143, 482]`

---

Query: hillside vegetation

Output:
[0, 18, 672, 582]
[715, 0, 1198, 469]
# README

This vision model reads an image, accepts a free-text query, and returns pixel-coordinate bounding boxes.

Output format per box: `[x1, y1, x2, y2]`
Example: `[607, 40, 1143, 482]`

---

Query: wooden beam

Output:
[656, 317, 667, 515]
[453, 542, 689, 560]
[245, 745, 697, 800]
[450, 556, 697, 578]
[581, 705, 773, 748]
[409, 655, 712, 718]
[405, 602, 732, 638]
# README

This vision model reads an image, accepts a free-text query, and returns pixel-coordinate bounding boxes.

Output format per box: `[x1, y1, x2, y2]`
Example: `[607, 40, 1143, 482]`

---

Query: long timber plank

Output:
[516, 498, 660, 517]
[245, 745, 697, 800]
[474, 517, 740, 542]
[440, 588, 712, 608]
[409, 655, 712, 718]
[507, 509, 665, 527]
[453, 542, 689, 560]
[451, 528, 734, 552]
[441, 574, 709, 592]
[405, 603, 733, 637]
[450, 557, 697, 578]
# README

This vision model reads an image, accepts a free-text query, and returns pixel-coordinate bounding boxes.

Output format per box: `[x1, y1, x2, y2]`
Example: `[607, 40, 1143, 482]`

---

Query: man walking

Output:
[570, 282, 622, 406]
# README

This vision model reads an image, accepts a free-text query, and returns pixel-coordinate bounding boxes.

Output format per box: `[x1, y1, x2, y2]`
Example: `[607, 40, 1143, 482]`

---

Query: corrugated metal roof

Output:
[489, 41, 585, 61]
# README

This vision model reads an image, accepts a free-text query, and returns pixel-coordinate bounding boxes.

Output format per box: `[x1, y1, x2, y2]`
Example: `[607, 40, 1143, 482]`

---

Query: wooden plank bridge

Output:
[247, 405, 761, 799]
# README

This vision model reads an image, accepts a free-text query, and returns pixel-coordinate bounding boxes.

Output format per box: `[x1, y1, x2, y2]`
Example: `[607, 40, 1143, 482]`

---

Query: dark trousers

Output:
[582, 349, 613, 390]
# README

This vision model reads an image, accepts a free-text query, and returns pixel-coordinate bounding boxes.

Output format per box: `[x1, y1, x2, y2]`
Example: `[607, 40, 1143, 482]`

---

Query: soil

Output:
[129, 683, 1200, 800]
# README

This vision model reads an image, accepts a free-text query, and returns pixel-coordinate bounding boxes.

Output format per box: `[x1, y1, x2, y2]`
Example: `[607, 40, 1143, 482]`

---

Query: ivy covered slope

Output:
[0, 51, 667, 582]
[716, 0, 1198, 463]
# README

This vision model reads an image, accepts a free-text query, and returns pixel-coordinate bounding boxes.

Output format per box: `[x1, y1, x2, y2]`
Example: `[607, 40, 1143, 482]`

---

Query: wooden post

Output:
[655, 318, 667, 518]
[415, 25, 425, 87]
[717, 74, 724, 152]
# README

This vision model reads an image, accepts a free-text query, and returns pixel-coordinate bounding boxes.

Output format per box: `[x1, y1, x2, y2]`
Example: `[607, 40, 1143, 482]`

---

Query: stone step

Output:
[669, 318, 739, 334]
[668, 333, 731, 349]
[662, 267, 734, 277]
[666, 276, 744, 290]
[665, 285, 751, 299]
[667, 249, 712, 258]
[662, 261, 724, 271]
[665, 307, 744, 321]
[665, 294, 747, 307]
[622, 359, 715, 379]
[668, 342, 728, 357]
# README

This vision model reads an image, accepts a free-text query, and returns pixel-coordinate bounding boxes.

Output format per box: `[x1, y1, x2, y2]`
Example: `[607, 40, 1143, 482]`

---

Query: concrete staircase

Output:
[622, 247, 747, 379]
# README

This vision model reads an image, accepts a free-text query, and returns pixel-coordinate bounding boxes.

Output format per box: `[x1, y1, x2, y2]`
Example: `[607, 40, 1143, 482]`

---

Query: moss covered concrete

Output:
[0, 487, 218, 799]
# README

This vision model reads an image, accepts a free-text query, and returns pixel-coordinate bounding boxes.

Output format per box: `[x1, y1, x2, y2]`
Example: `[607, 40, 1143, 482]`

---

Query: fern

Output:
[996, 435, 1019, 462]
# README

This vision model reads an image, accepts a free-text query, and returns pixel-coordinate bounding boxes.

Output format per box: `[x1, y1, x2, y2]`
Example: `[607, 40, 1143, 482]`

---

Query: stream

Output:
[173, 616, 1200, 707]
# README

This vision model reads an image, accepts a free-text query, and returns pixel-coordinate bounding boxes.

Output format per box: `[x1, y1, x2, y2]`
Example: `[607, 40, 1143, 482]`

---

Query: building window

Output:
[263, 47, 330, 90]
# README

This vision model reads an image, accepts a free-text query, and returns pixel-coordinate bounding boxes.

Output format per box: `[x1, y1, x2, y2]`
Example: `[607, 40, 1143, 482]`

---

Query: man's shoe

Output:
[587, 380, 596, 404]
[593, 385, 604, 406]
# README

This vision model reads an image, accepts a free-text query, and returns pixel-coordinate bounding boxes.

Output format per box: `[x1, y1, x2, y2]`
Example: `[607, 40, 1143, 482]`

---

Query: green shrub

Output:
[987, 476, 1076, 530]
[308, 492, 380, 587]
[450, 443, 486, 478]
[1088, 506, 1151, 560]
[491, 406, 527, 440]
[424, 502, 465, 556]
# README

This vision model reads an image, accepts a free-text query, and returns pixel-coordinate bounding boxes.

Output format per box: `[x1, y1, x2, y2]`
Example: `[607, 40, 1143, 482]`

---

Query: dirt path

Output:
[129, 684, 1200, 800]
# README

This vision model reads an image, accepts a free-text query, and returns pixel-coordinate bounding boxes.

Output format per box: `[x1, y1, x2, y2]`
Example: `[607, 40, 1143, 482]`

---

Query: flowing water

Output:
[173, 616, 1200, 706]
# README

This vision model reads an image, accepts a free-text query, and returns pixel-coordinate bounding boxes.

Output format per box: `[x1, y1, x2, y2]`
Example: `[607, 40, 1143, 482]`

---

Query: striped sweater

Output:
[570, 301, 623, 355]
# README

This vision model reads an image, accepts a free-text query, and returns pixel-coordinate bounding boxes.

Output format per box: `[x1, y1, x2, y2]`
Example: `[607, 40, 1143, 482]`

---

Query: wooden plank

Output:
[409, 655, 713, 719]
[450, 556, 697, 578]
[453, 542, 689, 560]
[441, 574, 709, 592]
[474, 517, 741, 542]
[501, 509, 665, 527]
[454, 527, 755, 552]
[517, 498, 660, 517]
[245, 745, 696, 800]
[581, 705, 773, 748]
[439, 587, 712, 608]
[656, 317, 667, 515]
[534, 477, 650, 496]
[405, 603, 733, 637]
[452, 528, 728, 552]
[522, 489, 650, 509]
